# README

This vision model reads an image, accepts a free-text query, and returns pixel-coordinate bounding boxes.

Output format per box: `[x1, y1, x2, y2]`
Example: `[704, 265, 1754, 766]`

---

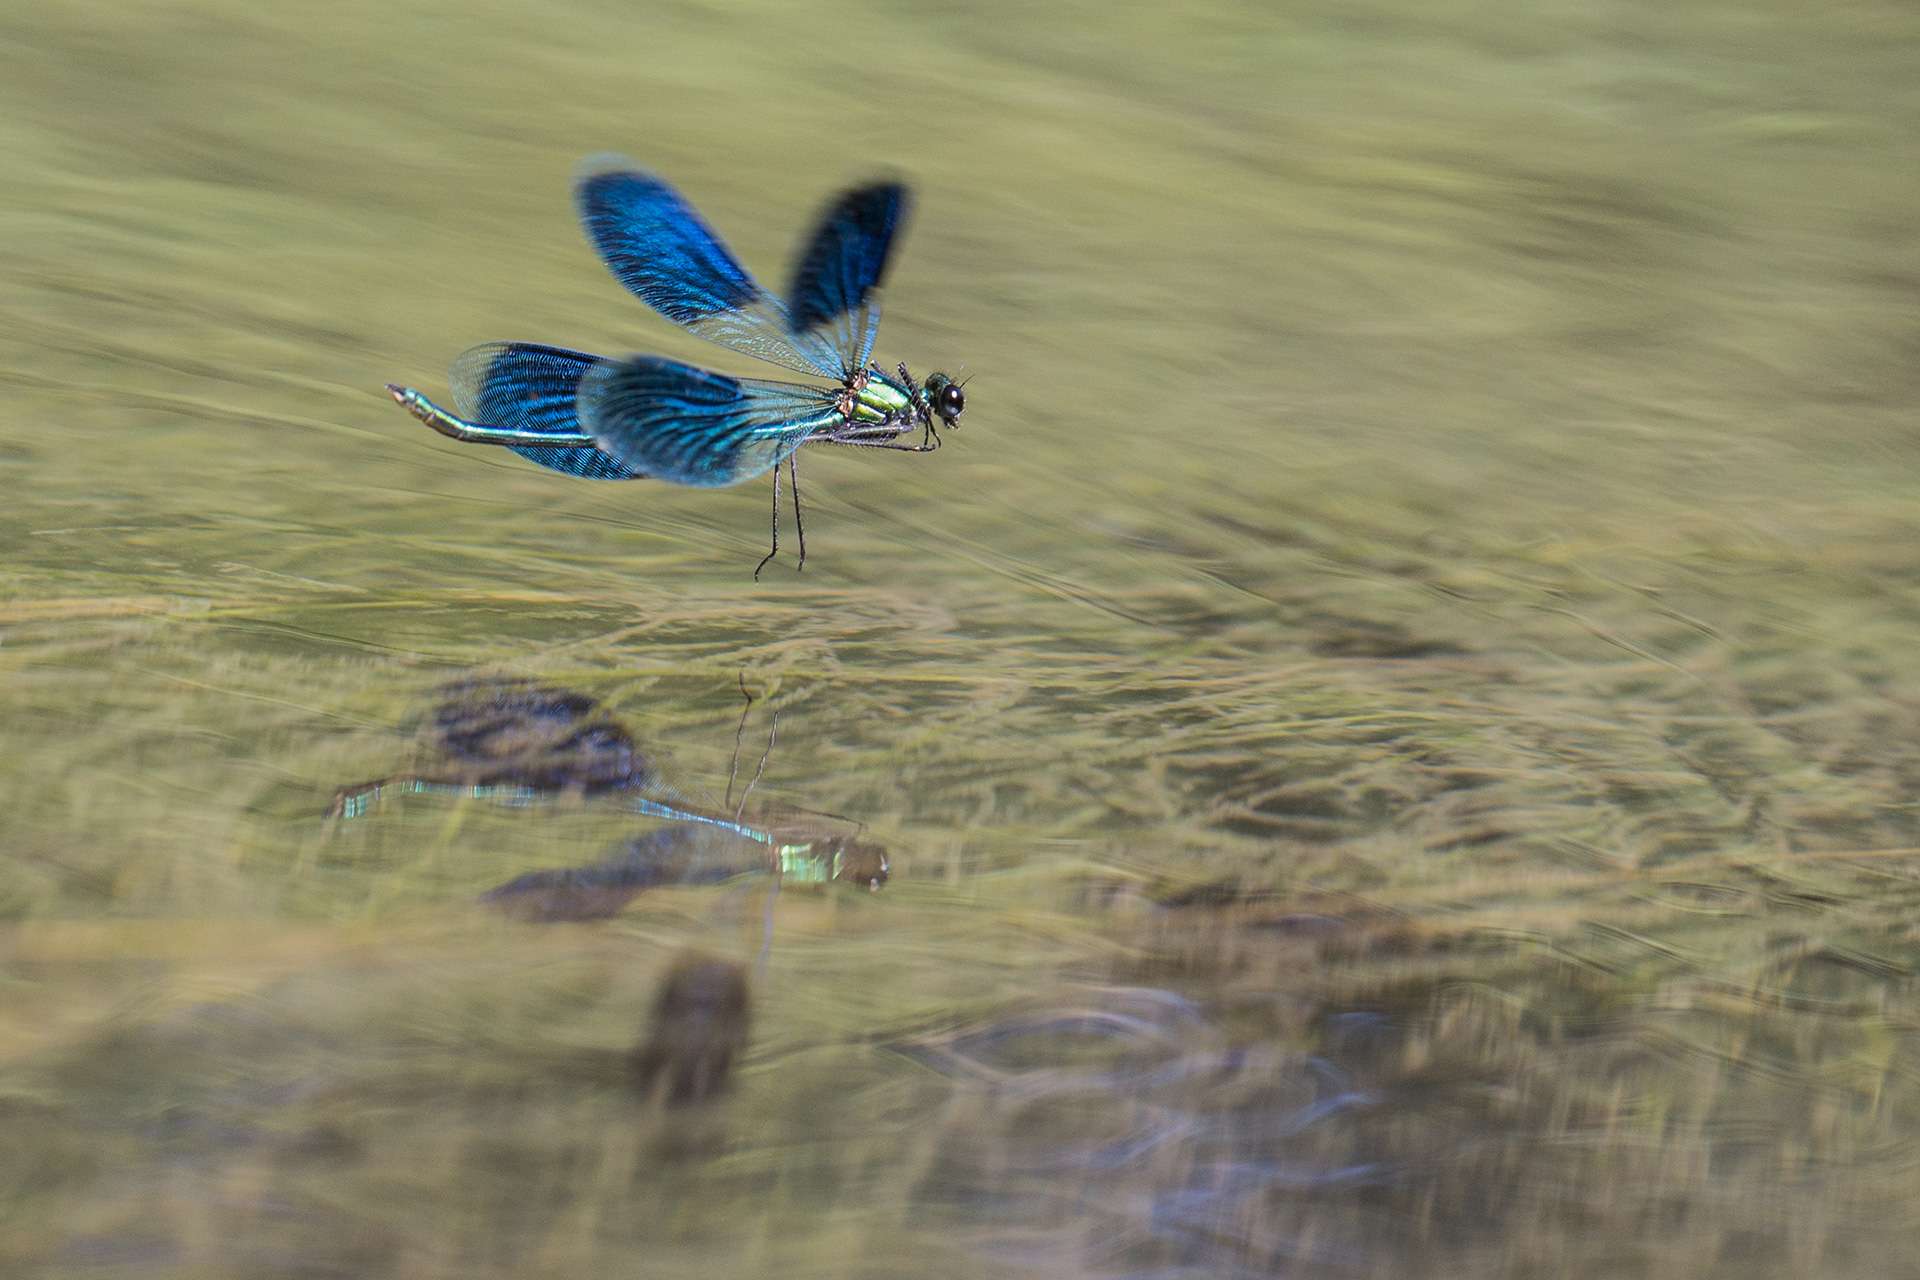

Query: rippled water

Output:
[5, 2, 1920, 1276]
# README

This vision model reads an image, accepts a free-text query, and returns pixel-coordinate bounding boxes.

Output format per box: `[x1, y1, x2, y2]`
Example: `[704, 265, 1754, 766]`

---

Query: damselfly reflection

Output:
[387, 158, 968, 577]
[326, 679, 889, 899]
[482, 822, 888, 923]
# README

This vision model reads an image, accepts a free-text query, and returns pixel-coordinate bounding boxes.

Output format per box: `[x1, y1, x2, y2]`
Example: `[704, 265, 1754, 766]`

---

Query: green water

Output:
[4, 1, 1920, 1275]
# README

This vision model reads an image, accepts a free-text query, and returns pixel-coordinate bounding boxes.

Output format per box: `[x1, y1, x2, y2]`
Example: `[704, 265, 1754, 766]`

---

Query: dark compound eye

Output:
[939, 383, 965, 420]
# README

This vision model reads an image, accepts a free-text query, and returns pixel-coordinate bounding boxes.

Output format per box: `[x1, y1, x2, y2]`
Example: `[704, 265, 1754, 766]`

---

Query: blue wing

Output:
[450, 342, 648, 480]
[579, 356, 844, 487]
[574, 157, 845, 379]
[786, 182, 910, 376]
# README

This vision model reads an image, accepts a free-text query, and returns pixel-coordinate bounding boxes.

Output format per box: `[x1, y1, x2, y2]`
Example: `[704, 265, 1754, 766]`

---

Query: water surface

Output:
[4, 2, 1920, 1276]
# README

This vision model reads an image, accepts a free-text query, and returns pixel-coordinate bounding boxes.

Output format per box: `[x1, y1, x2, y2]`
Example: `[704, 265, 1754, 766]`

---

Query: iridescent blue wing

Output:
[786, 182, 910, 376]
[579, 356, 844, 487]
[449, 342, 648, 480]
[574, 157, 844, 379]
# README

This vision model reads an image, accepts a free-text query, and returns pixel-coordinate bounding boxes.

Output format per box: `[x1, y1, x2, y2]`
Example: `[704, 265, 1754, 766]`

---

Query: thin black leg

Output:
[788, 455, 807, 573]
[735, 708, 777, 824]
[754, 465, 782, 580]
[812, 436, 938, 453]
[724, 671, 756, 811]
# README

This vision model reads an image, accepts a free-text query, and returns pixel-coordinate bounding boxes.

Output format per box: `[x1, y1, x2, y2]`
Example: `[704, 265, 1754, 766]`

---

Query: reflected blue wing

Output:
[449, 342, 648, 480]
[579, 356, 844, 487]
[574, 157, 845, 379]
[786, 182, 910, 375]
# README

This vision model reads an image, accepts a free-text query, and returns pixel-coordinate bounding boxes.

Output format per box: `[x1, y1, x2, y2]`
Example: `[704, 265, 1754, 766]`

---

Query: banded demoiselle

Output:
[386, 157, 967, 577]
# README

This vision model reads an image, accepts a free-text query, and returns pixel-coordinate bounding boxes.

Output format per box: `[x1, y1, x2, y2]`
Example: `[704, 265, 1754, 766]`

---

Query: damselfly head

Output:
[922, 371, 965, 427]
[828, 838, 891, 891]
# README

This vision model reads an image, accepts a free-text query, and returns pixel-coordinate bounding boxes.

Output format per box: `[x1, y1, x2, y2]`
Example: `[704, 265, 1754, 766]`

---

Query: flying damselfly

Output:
[386, 157, 968, 577]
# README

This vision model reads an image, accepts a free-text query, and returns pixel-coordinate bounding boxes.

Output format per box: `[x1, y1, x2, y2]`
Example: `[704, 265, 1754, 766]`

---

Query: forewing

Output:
[574, 157, 842, 378]
[786, 182, 910, 377]
[578, 356, 843, 488]
[449, 342, 648, 479]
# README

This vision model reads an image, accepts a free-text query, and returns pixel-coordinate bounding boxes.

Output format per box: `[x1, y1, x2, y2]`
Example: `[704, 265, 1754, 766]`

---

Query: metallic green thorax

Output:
[848, 370, 915, 424]
[776, 842, 833, 884]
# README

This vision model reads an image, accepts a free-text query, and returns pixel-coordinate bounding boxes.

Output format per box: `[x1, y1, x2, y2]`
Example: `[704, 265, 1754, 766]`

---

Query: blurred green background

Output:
[3, 1, 1920, 1276]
